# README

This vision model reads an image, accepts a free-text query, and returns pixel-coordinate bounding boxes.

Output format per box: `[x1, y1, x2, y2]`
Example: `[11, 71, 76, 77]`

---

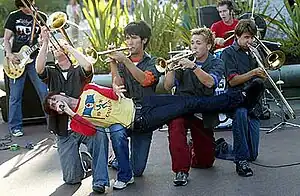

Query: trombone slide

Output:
[250, 49, 296, 119]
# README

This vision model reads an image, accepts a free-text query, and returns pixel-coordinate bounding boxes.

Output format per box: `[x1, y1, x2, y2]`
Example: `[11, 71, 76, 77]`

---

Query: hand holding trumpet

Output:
[177, 58, 196, 70]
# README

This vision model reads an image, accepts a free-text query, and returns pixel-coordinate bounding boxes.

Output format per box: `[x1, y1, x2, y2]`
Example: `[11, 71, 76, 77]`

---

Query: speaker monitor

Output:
[196, 5, 221, 28]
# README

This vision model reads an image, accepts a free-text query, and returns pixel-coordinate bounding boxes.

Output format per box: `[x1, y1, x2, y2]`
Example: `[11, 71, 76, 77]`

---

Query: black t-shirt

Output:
[38, 64, 93, 136]
[4, 9, 47, 53]
[118, 53, 161, 100]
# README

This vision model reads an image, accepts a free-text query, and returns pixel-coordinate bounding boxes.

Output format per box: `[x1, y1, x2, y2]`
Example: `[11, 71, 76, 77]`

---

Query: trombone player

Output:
[35, 26, 108, 193]
[221, 19, 266, 177]
[163, 27, 224, 186]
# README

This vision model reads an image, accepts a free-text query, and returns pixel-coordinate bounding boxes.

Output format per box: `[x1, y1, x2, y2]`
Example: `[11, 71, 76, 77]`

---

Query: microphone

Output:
[59, 104, 65, 111]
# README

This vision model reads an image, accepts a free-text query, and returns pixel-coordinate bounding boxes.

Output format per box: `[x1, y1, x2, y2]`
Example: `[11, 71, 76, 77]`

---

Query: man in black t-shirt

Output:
[36, 26, 108, 194]
[3, 0, 48, 137]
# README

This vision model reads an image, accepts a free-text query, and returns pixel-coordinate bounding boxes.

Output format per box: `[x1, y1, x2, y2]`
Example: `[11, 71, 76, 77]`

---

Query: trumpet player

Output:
[221, 19, 266, 177]
[107, 20, 161, 190]
[164, 27, 224, 186]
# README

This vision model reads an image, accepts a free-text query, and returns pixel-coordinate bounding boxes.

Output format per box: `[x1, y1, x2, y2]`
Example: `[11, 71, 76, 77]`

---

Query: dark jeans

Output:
[232, 107, 260, 162]
[136, 91, 245, 132]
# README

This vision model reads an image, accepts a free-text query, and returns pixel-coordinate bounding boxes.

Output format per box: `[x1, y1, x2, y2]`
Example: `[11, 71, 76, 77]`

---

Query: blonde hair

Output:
[191, 28, 214, 46]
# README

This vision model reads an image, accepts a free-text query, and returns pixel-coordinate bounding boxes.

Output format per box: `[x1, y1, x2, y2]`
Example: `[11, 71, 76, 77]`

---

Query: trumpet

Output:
[156, 51, 196, 73]
[93, 47, 131, 63]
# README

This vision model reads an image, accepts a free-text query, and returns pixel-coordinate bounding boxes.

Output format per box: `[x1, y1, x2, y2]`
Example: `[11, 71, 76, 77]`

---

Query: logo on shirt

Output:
[82, 94, 112, 119]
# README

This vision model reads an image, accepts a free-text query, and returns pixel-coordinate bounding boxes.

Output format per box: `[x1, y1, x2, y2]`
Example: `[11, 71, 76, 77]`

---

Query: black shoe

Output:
[93, 185, 105, 194]
[243, 78, 265, 108]
[81, 151, 92, 173]
[173, 172, 189, 186]
[236, 160, 253, 177]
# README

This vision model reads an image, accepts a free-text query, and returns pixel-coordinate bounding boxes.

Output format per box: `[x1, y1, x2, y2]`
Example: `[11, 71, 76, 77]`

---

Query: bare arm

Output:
[3, 29, 20, 64]
[122, 58, 146, 84]
[108, 52, 146, 85]
[35, 27, 49, 74]
[110, 61, 123, 85]
[163, 70, 176, 91]
[193, 67, 215, 88]
[3, 29, 13, 55]
[228, 68, 265, 87]
[67, 46, 93, 72]
[179, 58, 215, 88]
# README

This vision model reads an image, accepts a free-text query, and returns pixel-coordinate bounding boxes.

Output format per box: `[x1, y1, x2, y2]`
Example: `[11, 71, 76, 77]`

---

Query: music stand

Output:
[266, 69, 300, 134]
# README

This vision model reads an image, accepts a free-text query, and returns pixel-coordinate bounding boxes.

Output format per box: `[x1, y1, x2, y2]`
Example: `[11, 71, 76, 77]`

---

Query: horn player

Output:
[163, 27, 224, 186]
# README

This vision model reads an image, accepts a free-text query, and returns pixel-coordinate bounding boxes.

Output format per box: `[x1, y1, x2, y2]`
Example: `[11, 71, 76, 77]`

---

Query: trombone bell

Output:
[48, 12, 67, 30]
[266, 50, 286, 70]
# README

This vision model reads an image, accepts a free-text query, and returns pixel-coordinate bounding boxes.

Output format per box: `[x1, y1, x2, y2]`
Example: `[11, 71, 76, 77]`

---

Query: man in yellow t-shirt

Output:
[44, 79, 264, 136]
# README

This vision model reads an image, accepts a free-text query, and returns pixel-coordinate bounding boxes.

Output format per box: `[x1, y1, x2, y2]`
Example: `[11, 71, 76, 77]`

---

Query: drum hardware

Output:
[265, 69, 300, 134]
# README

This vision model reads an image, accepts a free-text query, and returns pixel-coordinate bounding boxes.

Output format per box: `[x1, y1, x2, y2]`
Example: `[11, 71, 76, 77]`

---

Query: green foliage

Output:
[265, 0, 300, 43]
[268, 38, 300, 65]
[134, 0, 185, 59]
[82, 0, 129, 73]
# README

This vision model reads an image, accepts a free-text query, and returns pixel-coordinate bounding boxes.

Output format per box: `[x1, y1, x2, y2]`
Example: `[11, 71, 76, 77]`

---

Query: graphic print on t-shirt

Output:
[15, 18, 39, 44]
[82, 94, 112, 119]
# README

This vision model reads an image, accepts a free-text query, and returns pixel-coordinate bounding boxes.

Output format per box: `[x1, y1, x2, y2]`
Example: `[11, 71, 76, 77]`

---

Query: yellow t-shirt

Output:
[75, 84, 135, 128]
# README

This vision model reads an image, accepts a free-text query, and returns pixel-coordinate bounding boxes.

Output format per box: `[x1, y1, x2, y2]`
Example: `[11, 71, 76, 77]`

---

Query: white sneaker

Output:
[11, 129, 24, 137]
[113, 177, 134, 190]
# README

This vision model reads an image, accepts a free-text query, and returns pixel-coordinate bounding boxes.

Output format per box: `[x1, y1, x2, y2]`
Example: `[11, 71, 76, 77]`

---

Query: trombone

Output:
[156, 51, 196, 73]
[248, 38, 295, 119]
[20, 0, 66, 51]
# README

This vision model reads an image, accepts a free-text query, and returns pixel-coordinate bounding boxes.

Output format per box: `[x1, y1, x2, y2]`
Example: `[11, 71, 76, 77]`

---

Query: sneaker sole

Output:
[12, 132, 24, 137]
[173, 181, 188, 186]
[113, 179, 134, 190]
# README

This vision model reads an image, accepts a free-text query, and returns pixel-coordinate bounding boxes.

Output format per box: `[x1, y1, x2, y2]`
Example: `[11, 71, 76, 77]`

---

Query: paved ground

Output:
[1, 101, 300, 196]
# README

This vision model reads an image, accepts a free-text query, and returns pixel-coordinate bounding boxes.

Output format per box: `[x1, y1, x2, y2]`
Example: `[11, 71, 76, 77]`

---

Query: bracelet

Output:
[190, 64, 198, 71]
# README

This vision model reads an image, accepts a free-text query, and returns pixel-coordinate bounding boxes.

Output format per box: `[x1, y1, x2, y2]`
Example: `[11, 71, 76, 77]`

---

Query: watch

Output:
[190, 64, 198, 71]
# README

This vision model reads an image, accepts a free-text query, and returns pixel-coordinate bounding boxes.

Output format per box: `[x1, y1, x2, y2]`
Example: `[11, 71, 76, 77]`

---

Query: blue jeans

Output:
[232, 107, 260, 162]
[138, 91, 245, 132]
[57, 129, 109, 187]
[110, 124, 152, 179]
[8, 62, 48, 131]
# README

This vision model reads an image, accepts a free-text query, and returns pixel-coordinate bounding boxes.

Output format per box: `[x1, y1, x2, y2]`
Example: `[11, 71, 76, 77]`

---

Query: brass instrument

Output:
[47, 11, 74, 47]
[156, 51, 196, 73]
[253, 36, 286, 70]
[96, 47, 131, 63]
[248, 39, 295, 119]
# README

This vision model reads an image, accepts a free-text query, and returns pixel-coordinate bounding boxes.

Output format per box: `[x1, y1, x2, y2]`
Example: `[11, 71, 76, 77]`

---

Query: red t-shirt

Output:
[211, 19, 239, 49]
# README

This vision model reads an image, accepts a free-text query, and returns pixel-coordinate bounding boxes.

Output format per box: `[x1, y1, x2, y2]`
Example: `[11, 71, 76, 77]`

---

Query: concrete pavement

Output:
[1, 101, 300, 195]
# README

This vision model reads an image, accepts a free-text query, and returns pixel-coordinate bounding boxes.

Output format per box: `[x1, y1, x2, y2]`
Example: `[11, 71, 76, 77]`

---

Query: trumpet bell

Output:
[155, 57, 168, 73]
[267, 50, 286, 70]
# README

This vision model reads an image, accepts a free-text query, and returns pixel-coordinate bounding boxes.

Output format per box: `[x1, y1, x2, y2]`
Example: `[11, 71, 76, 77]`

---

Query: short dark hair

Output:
[217, 0, 234, 11]
[235, 19, 257, 37]
[15, 0, 34, 8]
[124, 20, 152, 49]
[43, 91, 61, 116]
